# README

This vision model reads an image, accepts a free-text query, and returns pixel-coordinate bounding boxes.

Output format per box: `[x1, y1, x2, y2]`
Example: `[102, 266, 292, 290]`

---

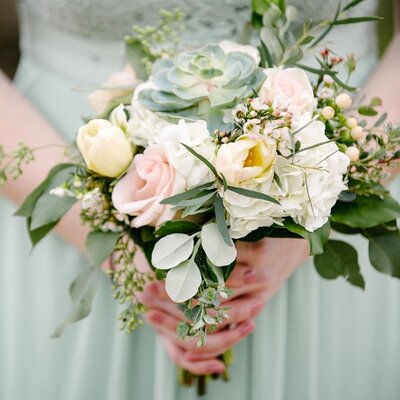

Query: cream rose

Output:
[259, 67, 314, 127]
[215, 134, 276, 185]
[87, 65, 137, 114]
[111, 146, 185, 228]
[77, 119, 133, 178]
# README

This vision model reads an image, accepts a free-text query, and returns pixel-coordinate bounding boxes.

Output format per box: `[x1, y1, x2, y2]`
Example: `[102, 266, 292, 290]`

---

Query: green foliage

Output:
[51, 266, 100, 338]
[314, 240, 365, 289]
[331, 195, 400, 229]
[86, 230, 120, 266]
[155, 220, 200, 237]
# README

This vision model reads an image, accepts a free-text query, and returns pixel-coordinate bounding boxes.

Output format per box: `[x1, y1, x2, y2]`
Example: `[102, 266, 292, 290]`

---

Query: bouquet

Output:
[1, 1, 399, 395]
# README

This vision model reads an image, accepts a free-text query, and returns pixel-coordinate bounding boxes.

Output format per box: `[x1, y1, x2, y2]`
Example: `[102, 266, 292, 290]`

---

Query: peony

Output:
[112, 146, 185, 228]
[215, 134, 276, 185]
[153, 120, 216, 188]
[77, 119, 133, 178]
[218, 40, 261, 65]
[87, 65, 137, 114]
[259, 67, 314, 127]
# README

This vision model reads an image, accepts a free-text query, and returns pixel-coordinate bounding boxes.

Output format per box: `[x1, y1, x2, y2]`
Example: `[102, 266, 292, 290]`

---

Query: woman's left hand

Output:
[138, 238, 309, 371]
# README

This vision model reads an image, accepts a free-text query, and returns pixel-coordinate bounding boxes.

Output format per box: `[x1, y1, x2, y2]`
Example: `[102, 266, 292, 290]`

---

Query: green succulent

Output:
[137, 43, 266, 130]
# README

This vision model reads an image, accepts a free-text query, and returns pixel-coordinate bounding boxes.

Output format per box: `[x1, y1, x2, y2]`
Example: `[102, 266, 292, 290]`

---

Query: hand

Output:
[136, 238, 309, 375]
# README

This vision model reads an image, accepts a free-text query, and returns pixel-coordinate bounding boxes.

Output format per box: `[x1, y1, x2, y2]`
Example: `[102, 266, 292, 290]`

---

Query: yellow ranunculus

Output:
[215, 134, 276, 185]
[77, 119, 133, 178]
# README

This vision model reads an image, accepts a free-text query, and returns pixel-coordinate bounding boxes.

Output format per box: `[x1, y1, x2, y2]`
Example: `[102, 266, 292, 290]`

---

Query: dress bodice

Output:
[17, 0, 379, 84]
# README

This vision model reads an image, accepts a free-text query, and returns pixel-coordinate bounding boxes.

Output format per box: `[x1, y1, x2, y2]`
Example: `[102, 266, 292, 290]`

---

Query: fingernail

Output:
[240, 321, 255, 335]
[242, 269, 256, 282]
[149, 312, 163, 324]
[209, 363, 225, 374]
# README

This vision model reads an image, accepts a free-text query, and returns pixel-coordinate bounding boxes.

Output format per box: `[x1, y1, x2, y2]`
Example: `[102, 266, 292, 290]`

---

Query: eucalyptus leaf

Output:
[151, 233, 194, 270]
[214, 195, 232, 246]
[227, 186, 280, 205]
[201, 223, 237, 267]
[51, 266, 100, 338]
[86, 231, 120, 266]
[165, 259, 202, 303]
[160, 181, 214, 205]
[28, 218, 58, 247]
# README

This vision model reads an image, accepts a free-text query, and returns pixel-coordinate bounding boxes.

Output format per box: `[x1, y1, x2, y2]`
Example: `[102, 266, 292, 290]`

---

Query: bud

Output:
[335, 93, 352, 109]
[351, 126, 365, 140]
[323, 75, 334, 85]
[321, 106, 335, 120]
[346, 117, 358, 129]
[110, 104, 129, 131]
[345, 146, 360, 162]
[77, 119, 134, 178]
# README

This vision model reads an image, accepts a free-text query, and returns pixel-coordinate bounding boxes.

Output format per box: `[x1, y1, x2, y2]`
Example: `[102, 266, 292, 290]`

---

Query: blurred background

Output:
[0, 0, 396, 80]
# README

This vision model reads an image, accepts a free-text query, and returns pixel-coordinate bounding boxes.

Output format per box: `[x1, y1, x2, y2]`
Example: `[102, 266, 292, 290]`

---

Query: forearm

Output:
[0, 70, 88, 255]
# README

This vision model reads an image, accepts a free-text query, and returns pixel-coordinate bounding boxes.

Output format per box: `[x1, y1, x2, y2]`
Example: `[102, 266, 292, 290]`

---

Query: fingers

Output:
[162, 338, 225, 375]
[137, 281, 183, 320]
[150, 310, 255, 355]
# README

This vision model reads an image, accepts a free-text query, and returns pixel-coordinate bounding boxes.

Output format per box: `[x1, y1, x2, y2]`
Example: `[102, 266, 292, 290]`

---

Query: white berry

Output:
[345, 146, 360, 161]
[346, 117, 358, 128]
[351, 126, 365, 140]
[321, 106, 335, 119]
[335, 93, 352, 109]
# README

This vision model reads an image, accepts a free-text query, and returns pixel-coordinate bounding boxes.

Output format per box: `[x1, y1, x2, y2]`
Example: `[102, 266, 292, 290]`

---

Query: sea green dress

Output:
[1, 1, 399, 399]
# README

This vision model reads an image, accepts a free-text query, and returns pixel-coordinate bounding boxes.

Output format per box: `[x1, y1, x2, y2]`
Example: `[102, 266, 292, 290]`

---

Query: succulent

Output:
[137, 44, 266, 129]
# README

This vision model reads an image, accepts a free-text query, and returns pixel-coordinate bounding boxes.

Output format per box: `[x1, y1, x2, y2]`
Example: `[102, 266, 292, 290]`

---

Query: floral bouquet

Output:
[1, 1, 399, 395]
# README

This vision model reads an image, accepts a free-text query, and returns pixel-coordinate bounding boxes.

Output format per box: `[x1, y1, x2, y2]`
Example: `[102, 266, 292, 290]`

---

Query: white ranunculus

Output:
[215, 134, 276, 185]
[127, 100, 168, 147]
[259, 67, 314, 128]
[77, 119, 134, 178]
[272, 121, 349, 231]
[219, 40, 261, 65]
[153, 119, 216, 188]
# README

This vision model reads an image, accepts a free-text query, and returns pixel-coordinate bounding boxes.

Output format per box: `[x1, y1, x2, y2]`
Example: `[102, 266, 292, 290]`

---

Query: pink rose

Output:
[112, 147, 185, 228]
[259, 68, 314, 126]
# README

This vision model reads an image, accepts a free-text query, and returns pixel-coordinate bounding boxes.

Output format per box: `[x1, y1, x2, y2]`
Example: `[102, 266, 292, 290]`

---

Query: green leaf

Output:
[125, 37, 151, 80]
[373, 112, 388, 127]
[171, 190, 216, 207]
[180, 143, 218, 178]
[333, 16, 383, 25]
[30, 193, 77, 230]
[155, 220, 201, 237]
[214, 194, 232, 246]
[367, 231, 400, 278]
[358, 106, 378, 116]
[86, 231, 120, 266]
[160, 182, 214, 205]
[227, 186, 280, 205]
[177, 322, 190, 339]
[343, 0, 366, 11]
[299, 35, 315, 45]
[331, 221, 360, 235]
[51, 266, 100, 338]
[283, 219, 331, 255]
[294, 63, 338, 76]
[252, 0, 270, 15]
[314, 240, 365, 289]
[316, 58, 357, 91]
[332, 195, 400, 229]
[15, 163, 76, 217]
[259, 40, 274, 68]
[28, 218, 58, 247]
[309, 2, 341, 47]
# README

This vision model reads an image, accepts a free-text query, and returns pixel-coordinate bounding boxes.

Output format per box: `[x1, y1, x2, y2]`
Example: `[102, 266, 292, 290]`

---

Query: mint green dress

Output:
[1, 1, 399, 399]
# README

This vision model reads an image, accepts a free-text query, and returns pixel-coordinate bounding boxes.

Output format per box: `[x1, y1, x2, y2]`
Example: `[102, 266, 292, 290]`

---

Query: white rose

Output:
[87, 65, 137, 114]
[127, 100, 168, 147]
[215, 134, 276, 185]
[259, 67, 314, 127]
[153, 119, 216, 188]
[77, 119, 134, 178]
[219, 40, 261, 65]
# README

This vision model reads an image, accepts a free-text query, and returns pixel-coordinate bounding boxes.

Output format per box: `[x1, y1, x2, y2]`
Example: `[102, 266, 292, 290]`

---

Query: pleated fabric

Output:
[1, 1, 400, 398]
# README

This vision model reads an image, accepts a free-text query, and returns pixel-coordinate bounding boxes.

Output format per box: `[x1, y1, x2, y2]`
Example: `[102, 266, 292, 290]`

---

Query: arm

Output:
[0, 70, 89, 255]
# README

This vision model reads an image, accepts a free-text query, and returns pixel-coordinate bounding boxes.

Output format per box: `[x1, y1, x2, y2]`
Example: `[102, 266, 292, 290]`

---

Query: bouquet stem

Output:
[178, 349, 234, 396]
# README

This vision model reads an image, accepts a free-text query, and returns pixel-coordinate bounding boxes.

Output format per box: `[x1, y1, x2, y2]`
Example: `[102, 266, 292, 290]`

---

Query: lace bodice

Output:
[17, 0, 379, 84]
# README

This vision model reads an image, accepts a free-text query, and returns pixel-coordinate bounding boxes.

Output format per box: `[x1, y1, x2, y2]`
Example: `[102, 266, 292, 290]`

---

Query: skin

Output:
[0, 2, 399, 376]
